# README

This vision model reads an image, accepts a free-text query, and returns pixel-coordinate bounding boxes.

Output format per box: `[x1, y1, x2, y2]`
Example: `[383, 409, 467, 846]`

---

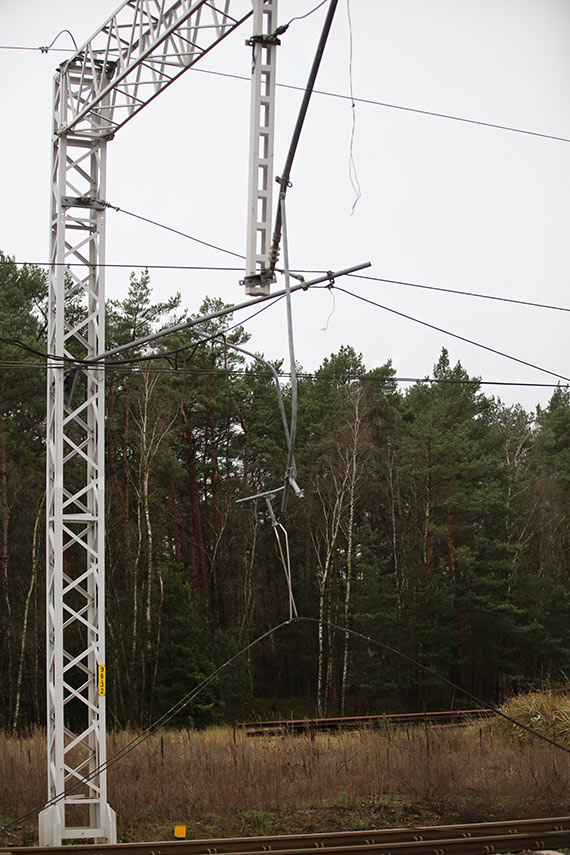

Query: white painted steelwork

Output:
[41, 112, 115, 844]
[243, 0, 278, 295]
[42, 0, 271, 845]
[53, 1, 253, 137]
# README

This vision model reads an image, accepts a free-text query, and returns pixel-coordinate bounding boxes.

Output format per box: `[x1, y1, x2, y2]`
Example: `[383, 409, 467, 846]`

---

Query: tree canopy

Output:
[2, 261, 569, 731]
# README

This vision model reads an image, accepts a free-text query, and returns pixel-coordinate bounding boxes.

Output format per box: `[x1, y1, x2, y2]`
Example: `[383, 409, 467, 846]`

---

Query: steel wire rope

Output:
[0, 279, 567, 392]
[42, 29, 77, 51]
[0, 268, 353, 371]
[0, 286, 568, 398]
[4, 613, 570, 836]
[296, 616, 570, 756]
[263, 497, 298, 621]
[276, 522, 297, 620]
[190, 319, 291, 448]
[0, 29, 77, 54]
[0, 1, 328, 56]
[346, 0, 361, 214]
[0, 356, 566, 392]
[0, 290, 285, 368]
[0, 45, 74, 52]
[3, 7, 567, 826]
[285, 0, 329, 26]
[191, 68, 570, 147]
[83, 265, 373, 365]
[346, 273, 570, 313]
[101, 296, 285, 368]
[0, 620, 296, 836]
[5, 257, 570, 313]
[0, 261, 244, 270]
[2, 38, 570, 144]
[104, 202, 246, 260]
[332, 285, 570, 384]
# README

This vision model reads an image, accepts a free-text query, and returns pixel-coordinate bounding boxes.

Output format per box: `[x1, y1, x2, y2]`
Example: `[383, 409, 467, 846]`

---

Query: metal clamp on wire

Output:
[286, 473, 304, 500]
[326, 270, 335, 288]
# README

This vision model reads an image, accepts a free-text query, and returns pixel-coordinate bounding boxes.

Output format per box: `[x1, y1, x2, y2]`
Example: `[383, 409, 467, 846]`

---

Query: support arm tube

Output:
[89, 261, 371, 363]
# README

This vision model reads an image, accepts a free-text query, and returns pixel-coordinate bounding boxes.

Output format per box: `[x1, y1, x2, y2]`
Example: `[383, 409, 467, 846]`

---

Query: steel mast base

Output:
[39, 803, 117, 846]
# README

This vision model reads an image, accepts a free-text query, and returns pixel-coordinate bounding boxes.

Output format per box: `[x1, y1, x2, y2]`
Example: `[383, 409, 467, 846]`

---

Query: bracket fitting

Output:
[62, 196, 106, 210]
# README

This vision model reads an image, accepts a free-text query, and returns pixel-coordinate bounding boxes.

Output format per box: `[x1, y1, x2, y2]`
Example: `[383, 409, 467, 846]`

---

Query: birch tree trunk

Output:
[313, 469, 349, 717]
[130, 367, 177, 720]
[12, 494, 44, 733]
[340, 387, 366, 714]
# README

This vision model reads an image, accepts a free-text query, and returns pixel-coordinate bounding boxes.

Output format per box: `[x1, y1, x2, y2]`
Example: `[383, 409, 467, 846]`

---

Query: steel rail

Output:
[4, 816, 570, 855]
[240, 709, 496, 736]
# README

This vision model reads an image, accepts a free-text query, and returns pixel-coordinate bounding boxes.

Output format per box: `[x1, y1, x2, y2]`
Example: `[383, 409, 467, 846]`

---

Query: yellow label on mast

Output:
[98, 664, 106, 696]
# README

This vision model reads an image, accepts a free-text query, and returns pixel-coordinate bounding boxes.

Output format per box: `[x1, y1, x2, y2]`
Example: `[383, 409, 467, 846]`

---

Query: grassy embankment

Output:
[1, 691, 570, 846]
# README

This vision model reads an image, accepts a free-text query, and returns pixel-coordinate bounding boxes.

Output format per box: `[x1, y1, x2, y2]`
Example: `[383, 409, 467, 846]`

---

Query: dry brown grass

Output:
[2, 718, 570, 846]
[498, 690, 570, 747]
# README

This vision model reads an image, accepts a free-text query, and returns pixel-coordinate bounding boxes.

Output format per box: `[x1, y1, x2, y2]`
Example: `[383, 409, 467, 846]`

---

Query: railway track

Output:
[240, 709, 496, 737]
[3, 816, 570, 855]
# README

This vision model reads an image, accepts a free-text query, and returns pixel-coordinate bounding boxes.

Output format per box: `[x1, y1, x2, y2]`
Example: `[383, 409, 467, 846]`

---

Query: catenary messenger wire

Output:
[192, 68, 570, 146]
[0, 357, 565, 391]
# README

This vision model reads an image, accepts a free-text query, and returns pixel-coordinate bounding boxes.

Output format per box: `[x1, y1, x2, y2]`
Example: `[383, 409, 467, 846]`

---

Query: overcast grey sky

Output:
[2, 0, 569, 413]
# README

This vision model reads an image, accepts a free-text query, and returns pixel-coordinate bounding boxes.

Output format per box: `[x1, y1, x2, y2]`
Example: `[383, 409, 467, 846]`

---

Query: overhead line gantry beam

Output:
[55, 1, 254, 137]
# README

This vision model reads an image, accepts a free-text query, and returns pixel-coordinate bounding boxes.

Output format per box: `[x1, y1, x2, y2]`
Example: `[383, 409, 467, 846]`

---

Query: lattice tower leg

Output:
[40, 79, 115, 845]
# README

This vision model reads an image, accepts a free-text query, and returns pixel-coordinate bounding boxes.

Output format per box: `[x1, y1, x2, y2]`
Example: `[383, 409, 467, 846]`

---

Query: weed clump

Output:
[498, 689, 570, 747]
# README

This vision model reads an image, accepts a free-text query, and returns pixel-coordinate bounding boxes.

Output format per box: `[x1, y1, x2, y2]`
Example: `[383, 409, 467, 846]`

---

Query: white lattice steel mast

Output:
[42, 0, 277, 844]
[243, 0, 279, 296]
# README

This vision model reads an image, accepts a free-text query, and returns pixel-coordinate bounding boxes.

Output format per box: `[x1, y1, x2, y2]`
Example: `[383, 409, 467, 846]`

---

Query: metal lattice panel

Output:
[42, 120, 113, 843]
[56, 0, 253, 137]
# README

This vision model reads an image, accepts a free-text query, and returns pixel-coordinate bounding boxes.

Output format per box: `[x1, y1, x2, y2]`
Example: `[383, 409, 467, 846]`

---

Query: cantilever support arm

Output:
[89, 262, 371, 364]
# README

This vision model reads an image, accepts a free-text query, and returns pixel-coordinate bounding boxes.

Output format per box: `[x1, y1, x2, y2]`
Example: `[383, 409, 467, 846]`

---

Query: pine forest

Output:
[1, 253, 569, 733]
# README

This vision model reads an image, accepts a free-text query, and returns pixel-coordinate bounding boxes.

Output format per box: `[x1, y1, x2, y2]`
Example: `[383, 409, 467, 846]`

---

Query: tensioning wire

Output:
[4, 614, 569, 835]
[4, 257, 569, 314]
[347, 273, 570, 313]
[0, 359, 565, 391]
[333, 285, 570, 384]
[0, 620, 294, 835]
[191, 68, 570, 147]
[297, 616, 570, 755]
[104, 202, 246, 260]
[0, 277, 566, 391]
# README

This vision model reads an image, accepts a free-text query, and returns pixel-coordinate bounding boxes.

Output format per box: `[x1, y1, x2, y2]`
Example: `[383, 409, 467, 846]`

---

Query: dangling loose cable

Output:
[265, 497, 298, 620]
[346, 0, 361, 214]
[277, 522, 297, 620]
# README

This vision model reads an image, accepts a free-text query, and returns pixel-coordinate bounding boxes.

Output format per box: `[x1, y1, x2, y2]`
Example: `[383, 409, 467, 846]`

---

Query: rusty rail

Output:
[239, 709, 496, 737]
[3, 815, 570, 855]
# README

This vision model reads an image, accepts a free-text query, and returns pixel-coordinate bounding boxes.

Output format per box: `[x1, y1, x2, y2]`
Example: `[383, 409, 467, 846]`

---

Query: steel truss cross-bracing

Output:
[42, 0, 276, 845]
